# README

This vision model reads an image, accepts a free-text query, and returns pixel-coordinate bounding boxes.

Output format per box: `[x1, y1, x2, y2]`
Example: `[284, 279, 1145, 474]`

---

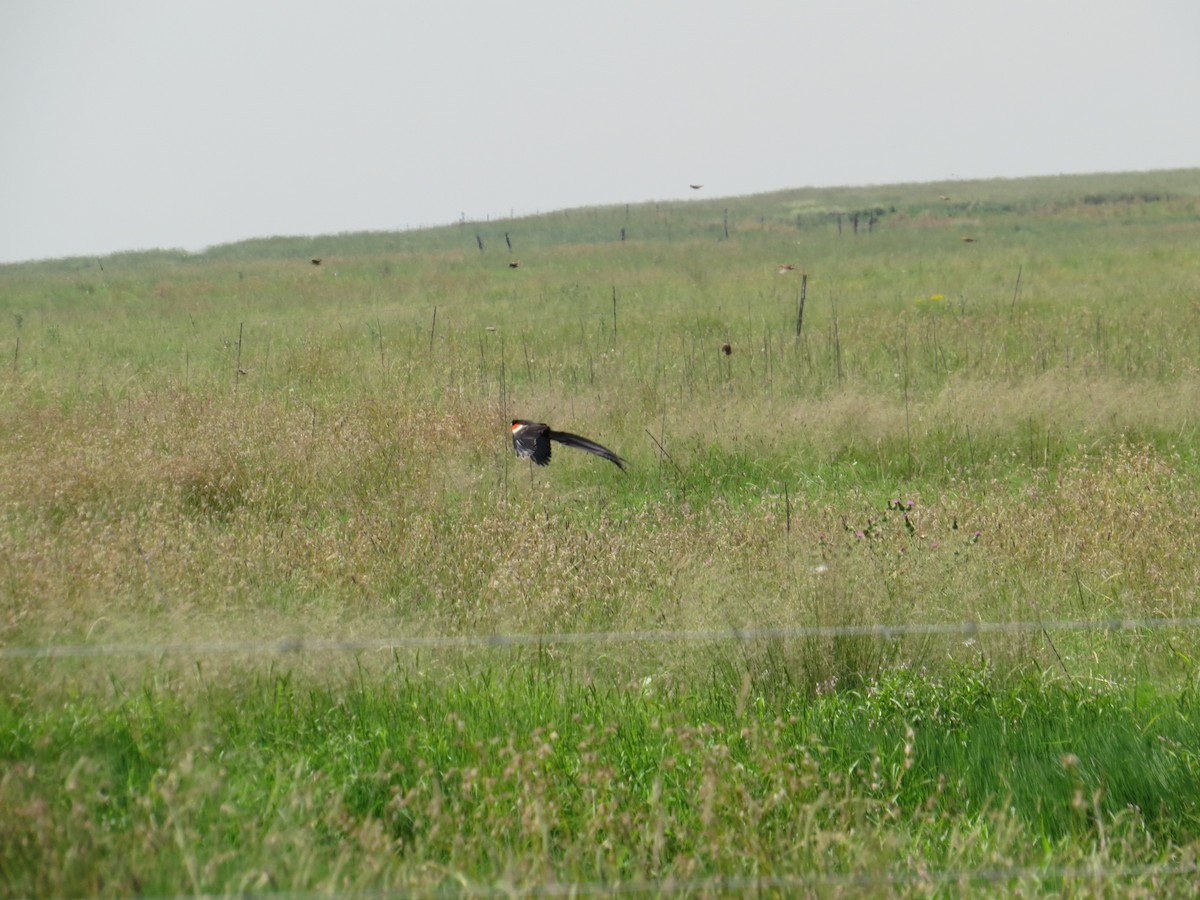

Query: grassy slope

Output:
[2, 662, 1199, 895]
[1, 169, 1199, 895]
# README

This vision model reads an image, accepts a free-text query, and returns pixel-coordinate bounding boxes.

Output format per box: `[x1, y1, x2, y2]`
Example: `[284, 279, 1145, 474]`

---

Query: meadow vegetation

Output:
[1, 169, 1199, 895]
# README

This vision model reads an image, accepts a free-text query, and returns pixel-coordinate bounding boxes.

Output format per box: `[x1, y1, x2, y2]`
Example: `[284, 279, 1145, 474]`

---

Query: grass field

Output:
[2, 169, 1200, 896]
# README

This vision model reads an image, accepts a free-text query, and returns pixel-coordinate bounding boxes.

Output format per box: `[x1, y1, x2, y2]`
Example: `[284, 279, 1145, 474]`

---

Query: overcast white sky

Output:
[1, 1, 1197, 264]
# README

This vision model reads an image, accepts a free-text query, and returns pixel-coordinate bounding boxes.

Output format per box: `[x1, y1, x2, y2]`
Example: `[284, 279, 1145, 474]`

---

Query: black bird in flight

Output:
[511, 420, 626, 470]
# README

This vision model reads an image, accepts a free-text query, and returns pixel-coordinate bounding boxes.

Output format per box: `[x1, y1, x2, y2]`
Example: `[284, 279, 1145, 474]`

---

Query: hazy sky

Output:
[2, 1, 1197, 264]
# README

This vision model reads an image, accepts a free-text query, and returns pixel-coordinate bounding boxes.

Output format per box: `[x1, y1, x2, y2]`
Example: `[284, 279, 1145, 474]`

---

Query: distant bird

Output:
[777, 263, 797, 274]
[938, 194, 951, 201]
[689, 184, 703, 190]
[960, 236, 977, 243]
[721, 343, 732, 356]
[508, 260, 521, 268]
[511, 419, 626, 470]
[310, 258, 322, 266]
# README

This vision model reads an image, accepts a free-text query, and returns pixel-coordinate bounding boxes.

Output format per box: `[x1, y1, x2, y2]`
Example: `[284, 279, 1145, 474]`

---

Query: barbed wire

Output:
[4, 615, 1199, 662]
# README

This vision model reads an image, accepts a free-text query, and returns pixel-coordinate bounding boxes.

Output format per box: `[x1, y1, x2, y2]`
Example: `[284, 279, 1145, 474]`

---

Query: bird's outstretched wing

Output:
[546, 429, 625, 470]
[511, 420, 625, 470]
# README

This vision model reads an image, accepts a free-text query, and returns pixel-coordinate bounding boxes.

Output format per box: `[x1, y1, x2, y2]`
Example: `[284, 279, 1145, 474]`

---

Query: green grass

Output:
[3, 661, 1199, 896]
[1, 168, 1199, 895]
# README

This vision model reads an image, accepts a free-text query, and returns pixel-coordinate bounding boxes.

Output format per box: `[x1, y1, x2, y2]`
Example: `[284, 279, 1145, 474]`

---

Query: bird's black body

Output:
[511, 419, 626, 470]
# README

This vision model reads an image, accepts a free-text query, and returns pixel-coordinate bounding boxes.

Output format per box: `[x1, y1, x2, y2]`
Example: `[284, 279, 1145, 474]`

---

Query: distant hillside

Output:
[4, 167, 1198, 275]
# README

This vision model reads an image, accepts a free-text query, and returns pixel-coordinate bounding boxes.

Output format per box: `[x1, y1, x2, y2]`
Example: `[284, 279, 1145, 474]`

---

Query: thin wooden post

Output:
[795, 273, 808, 338]
[234, 322, 244, 390]
[611, 286, 618, 344]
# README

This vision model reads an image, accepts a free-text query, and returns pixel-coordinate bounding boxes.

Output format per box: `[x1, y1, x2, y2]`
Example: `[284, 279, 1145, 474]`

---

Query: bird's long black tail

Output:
[547, 430, 626, 470]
